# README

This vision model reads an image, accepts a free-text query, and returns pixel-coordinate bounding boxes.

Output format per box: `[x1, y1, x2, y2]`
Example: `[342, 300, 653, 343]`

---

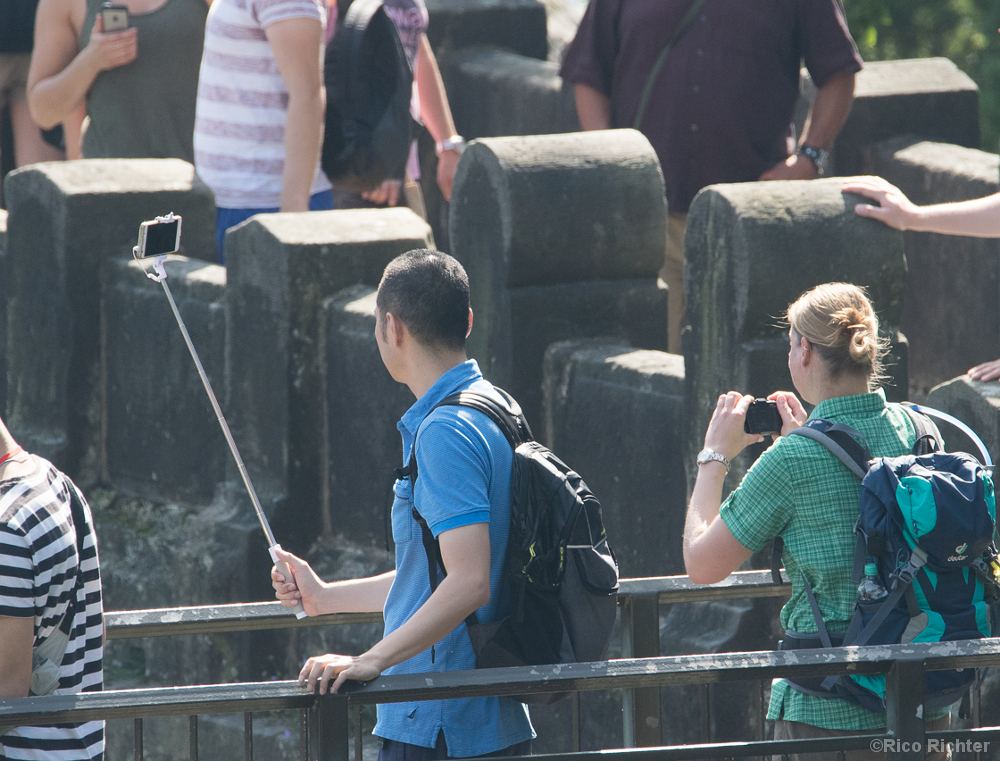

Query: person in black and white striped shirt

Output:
[0, 413, 104, 760]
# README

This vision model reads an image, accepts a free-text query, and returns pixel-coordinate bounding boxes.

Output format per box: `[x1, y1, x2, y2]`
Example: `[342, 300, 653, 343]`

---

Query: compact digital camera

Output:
[743, 399, 783, 436]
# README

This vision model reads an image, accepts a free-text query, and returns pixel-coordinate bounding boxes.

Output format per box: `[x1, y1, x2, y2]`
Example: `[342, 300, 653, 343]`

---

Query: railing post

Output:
[309, 694, 350, 761]
[886, 659, 926, 761]
[620, 594, 661, 748]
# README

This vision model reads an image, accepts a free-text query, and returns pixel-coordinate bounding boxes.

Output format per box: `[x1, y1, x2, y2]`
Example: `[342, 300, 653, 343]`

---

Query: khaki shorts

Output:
[0, 53, 31, 107]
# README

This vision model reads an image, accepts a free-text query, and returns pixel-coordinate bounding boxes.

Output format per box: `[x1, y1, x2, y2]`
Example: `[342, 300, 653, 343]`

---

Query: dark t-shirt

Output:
[560, 0, 862, 213]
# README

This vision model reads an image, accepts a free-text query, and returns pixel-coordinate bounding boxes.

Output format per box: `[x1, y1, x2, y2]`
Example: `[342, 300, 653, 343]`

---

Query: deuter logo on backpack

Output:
[783, 404, 1000, 713]
[950, 543, 970, 562]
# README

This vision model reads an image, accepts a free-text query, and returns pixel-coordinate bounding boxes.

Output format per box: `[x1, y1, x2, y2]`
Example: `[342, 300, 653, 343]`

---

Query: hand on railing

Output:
[300, 652, 383, 695]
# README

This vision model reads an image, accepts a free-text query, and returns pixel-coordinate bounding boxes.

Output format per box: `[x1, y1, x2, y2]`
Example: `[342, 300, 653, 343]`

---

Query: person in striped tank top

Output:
[194, 0, 333, 263]
[0, 414, 105, 761]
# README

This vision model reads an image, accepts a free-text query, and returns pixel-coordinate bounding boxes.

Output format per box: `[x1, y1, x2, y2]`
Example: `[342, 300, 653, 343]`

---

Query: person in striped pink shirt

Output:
[194, 0, 332, 263]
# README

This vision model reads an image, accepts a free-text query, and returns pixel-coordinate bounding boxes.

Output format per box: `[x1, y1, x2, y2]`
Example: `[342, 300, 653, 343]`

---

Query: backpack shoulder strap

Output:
[789, 419, 871, 479]
[395, 387, 531, 486]
[633, 0, 708, 130]
[437, 389, 533, 448]
[400, 387, 529, 630]
[899, 403, 943, 456]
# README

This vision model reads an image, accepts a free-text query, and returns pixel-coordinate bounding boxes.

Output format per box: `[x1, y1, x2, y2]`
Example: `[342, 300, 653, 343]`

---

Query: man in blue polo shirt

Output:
[272, 249, 534, 759]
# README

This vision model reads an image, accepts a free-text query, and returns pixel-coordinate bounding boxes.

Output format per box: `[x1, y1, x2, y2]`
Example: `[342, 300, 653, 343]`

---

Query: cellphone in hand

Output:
[135, 215, 182, 259]
[101, 3, 130, 32]
[744, 399, 783, 436]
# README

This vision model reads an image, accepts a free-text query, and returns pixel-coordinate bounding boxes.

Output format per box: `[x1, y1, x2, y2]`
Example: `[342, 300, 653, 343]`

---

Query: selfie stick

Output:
[138, 250, 307, 619]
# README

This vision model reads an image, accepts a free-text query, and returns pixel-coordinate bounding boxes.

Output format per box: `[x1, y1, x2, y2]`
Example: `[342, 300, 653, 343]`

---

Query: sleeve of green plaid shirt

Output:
[718, 437, 798, 553]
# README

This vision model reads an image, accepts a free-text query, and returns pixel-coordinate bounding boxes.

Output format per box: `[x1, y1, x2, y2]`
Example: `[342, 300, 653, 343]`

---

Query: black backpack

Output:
[322, 0, 415, 192]
[399, 389, 620, 704]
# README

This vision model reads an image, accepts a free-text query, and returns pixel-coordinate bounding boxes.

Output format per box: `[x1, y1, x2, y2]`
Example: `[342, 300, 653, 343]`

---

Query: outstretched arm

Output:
[298, 522, 490, 693]
[760, 70, 855, 181]
[272, 548, 395, 616]
[843, 176, 1000, 237]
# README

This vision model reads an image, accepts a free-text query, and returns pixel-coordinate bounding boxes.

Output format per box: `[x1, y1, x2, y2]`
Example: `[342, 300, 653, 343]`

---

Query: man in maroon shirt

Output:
[561, 0, 862, 353]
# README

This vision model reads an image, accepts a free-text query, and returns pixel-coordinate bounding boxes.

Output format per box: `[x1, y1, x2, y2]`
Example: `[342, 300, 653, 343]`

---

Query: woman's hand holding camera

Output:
[85, 16, 138, 74]
[703, 392, 763, 461]
[767, 391, 808, 437]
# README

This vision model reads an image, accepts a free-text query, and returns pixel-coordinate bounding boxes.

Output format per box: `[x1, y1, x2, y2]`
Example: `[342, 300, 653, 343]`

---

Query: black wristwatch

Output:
[797, 144, 830, 176]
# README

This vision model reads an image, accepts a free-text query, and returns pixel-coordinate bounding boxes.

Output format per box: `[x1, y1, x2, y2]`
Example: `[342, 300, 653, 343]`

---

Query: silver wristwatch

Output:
[696, 448, 731, 473]
[435, 135, 467, 156]
[797, 144, 830, 176]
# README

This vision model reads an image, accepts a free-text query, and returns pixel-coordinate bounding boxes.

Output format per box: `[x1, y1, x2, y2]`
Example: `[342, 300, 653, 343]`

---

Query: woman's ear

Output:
[799, 335, 812, 364]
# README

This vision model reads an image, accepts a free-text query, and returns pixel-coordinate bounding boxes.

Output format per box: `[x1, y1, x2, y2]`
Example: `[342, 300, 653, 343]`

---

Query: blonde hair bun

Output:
[787, 283, 887, 384]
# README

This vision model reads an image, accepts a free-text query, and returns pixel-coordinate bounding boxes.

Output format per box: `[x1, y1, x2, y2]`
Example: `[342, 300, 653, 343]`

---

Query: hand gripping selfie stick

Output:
[135, 214, 307, 618]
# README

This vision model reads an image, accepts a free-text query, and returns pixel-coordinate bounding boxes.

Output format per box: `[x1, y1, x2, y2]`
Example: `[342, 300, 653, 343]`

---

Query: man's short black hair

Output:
[376, 249, 470, 351]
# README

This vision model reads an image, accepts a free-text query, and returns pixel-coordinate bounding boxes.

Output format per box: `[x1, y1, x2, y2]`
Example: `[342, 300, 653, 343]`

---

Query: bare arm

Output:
[842, 176, 1000, 237]
[0, 615, 33, 699]
[266, 17, 326, 213]
[27, 2, 138, 130]
[272, 548, 395, 615]
[684, 391, 807, 583]
[63, 105, 87, 160]
[760, 70, 855, 181]
[414, 35, 462, 201]
[574, 83, 611, 131]
[299, 522, 491, 693]
[683, 393, 760, 583]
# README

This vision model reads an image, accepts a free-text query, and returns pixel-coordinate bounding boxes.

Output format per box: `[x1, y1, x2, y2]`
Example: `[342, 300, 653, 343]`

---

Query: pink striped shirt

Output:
[194, 0, 331, 208]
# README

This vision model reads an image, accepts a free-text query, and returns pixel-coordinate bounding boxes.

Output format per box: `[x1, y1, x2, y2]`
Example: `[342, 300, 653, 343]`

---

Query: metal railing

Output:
[4, 571, 998, 761]
[100, 570, 792, 751]
[3, 639, 1000, 761]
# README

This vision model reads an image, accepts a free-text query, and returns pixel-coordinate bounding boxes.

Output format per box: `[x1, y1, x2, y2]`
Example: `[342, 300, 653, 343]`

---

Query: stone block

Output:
[225, 209, 433, 544]
[835, 58, 979, 176]
[2, 159, 215, 477]
[658, 596, 784, 745]
[426, 0, 547, 61]
[321, 286, 414, 547]
[925, 376, 1000, 466]
[543, 339, 686, 578]
[441, 47, 579, 140]
[866, 138, 1000, 399]
[103, 256, 227, 506]
[94, 488, 263, 689]
[449, 130, 668, 428]
[683, 178, 907, 483]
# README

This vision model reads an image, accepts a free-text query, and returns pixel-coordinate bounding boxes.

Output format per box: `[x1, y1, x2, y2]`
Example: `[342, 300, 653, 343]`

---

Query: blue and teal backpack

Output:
[775, 404, 1000, 712]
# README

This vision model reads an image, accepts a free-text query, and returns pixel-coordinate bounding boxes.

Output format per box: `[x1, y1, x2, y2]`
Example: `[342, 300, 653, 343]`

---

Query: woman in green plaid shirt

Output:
[682, 282, 950, 761]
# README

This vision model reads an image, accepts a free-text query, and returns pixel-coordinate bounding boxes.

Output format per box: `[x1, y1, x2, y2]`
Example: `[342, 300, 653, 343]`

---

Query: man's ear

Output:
[386, 312, 406, 347]
[466, 308, 473, 339]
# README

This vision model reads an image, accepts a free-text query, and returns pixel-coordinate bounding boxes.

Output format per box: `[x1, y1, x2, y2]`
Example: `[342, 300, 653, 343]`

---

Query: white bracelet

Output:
[435, 135, 467, 156]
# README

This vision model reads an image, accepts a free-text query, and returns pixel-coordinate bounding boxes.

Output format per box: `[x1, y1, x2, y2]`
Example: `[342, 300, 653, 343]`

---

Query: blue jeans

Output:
[214, 189, 334, 264]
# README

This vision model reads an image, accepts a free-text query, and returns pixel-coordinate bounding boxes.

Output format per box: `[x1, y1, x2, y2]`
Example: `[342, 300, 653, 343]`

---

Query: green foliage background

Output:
[844, 0, 1000, 153]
